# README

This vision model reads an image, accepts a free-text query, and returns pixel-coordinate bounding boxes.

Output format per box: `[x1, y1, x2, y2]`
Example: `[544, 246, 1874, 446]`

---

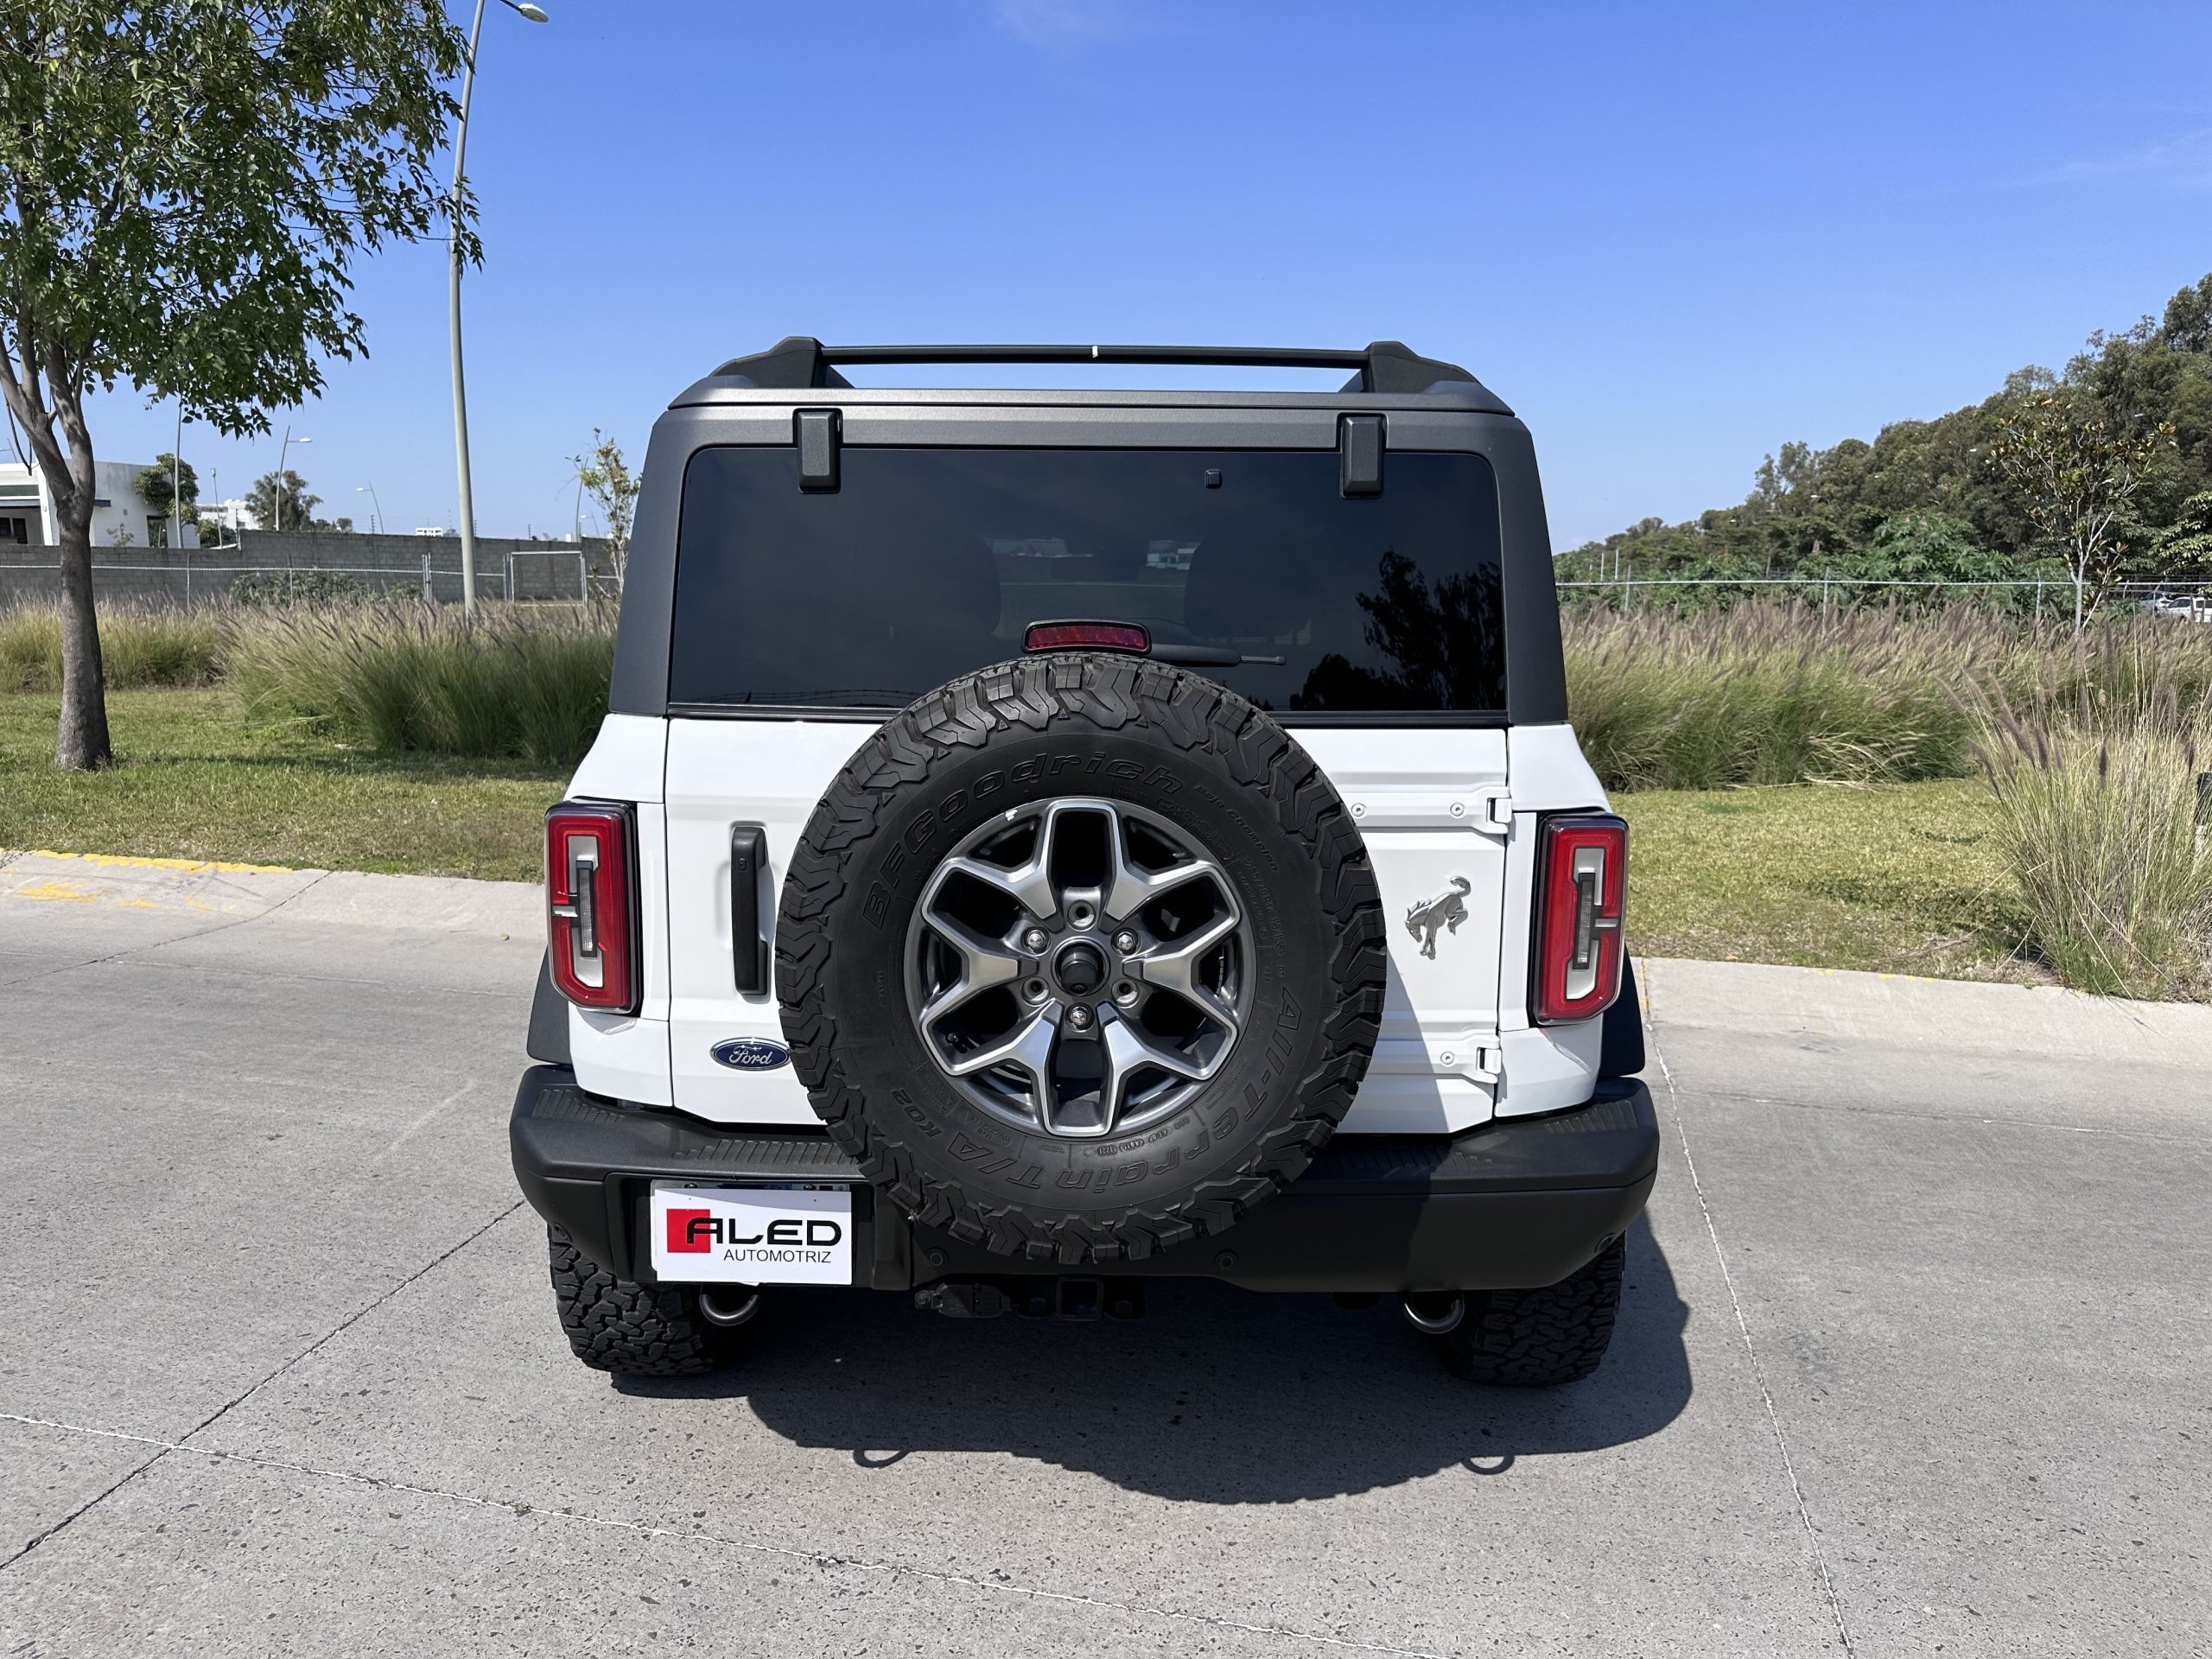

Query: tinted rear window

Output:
[669, 446, 1504, 716]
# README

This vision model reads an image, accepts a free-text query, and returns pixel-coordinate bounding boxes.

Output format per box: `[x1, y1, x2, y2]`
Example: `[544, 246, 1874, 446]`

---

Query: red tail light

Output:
[1532, 813, 1627, 1024]
[546, 802, 638, 1014]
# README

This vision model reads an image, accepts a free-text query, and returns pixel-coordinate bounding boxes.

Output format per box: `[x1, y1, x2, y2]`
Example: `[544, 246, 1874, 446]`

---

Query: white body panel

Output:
[662, 717, 872, 1125]
[1292, 728, 1510, 1133]
[566, 712, 1617, 1135]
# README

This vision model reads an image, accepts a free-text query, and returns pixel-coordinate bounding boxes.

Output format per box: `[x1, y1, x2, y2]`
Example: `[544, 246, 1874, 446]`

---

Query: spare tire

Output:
[776, 652, 1385, 1264]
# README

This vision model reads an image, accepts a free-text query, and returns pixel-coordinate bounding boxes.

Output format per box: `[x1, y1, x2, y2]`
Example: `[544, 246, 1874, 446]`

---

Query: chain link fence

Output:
[1556, 573, 2212, 621]
[0, 531, 618, 607]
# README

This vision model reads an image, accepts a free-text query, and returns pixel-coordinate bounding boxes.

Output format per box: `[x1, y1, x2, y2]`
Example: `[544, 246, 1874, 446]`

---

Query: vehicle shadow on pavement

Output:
[620, 1217, 1691, 1503]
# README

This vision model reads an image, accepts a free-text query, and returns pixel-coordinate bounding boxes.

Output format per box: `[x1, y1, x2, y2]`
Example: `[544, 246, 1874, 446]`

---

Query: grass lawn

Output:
[0, 689, 563, 882]
[1, 688, 2034, 982]
[1618, 777, 2036, 984]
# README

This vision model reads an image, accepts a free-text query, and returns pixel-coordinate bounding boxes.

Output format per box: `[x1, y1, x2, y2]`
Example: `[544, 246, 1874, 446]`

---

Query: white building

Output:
[198, 496, 258, 542]
[0, 457, 204, 550]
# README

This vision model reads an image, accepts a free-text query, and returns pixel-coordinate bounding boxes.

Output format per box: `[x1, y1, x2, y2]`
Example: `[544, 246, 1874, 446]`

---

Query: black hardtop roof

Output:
[694, 336, 1508, 408]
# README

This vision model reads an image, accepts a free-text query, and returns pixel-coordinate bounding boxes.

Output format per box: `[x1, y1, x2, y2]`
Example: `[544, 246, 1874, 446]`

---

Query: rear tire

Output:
[1429, 1237, 1624, 1386]
[546, 1224, 730, 1377]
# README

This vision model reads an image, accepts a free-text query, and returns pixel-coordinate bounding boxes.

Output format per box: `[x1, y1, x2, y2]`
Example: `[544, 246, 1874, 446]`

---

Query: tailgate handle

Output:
[730, 823, 770, 995]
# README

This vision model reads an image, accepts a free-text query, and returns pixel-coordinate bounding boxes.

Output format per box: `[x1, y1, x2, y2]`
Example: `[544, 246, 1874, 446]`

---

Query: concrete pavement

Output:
[0, 850, 2203, 1656]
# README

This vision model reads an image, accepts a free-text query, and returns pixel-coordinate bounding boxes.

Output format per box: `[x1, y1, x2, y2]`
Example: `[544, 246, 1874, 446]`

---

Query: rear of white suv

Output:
[512, 340, 1655, 1383]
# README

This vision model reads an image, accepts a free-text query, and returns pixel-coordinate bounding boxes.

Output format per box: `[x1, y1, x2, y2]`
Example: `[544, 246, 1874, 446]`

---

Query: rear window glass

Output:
[669, 446, 1504, 715]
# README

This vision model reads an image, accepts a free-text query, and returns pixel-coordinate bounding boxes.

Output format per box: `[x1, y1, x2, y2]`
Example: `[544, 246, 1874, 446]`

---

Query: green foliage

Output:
[572, 430, 639, 583]
[0, 603, 220, 691]
[2153, 491, 2212, 574]
[228, 603, 616, 767]
[228, 569, 370, 608]
[1565, 273, 2212, 610]
[249, 468, 322, 532]
[0, 4, 475, 441]
[137, 454, 199, 519]
[1990, 390, 2173, 623]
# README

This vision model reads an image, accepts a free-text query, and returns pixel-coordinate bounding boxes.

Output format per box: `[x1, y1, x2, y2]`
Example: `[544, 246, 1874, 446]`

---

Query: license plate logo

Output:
[649, 1185, 852, 1287]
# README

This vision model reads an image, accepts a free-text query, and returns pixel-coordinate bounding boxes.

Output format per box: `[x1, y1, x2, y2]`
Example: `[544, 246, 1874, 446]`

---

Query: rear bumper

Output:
[509, 1065, 1658, 1294]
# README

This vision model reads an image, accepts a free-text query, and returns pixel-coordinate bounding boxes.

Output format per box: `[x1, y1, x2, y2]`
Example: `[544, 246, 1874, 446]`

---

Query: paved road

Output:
[0, 850, 2204, 1657]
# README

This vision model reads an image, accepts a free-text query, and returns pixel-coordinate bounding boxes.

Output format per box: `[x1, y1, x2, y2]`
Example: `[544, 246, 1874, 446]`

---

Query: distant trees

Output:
[1990, 391, 2171, 632]
[573, 429, 639, 588]
[249, 468, 352, 533]
[137, 454, 199, 524]
[1563, 271, 2212, 621]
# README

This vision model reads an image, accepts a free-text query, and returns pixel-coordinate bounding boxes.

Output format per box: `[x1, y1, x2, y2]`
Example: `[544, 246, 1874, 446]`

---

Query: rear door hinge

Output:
[1346, 785, 1511, 836]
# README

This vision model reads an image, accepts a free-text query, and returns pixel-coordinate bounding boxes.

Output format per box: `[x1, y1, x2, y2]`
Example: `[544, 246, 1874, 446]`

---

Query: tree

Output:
[2152, 490, 2212, 575]
[249, 468, 320, 532]
[1990, 391, 2172, 632]
[0, 4, 473, 769]
[137, 453, 198, 522]
[573, 429, 639, 588]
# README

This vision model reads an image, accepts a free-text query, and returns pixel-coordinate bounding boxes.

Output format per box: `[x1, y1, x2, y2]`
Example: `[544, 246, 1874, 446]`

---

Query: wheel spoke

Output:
[944, 1003, 1061, 1114]
[1104, 807, 1224, 923]
[1130, 910, 1242, 1036]
[936, 854, 1058, 922]
[916, 912, 1024, 1027]
[1095, 1007, 1213, 1135]
[932, 800, 1095, 922]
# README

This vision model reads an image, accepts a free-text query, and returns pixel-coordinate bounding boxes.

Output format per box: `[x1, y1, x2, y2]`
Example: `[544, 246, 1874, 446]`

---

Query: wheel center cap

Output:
[1052, 941, 1107, 997]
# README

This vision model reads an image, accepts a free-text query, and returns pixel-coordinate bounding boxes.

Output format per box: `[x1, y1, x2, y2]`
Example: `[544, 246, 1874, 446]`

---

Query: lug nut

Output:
[1066, 1004, 1095, 1031]
[1113, 930, 1137, 953]
[1022, 927, 1049, 952]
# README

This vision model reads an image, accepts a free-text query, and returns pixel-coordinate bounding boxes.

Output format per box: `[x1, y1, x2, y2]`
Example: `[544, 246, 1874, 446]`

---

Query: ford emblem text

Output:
[710, 1037, 791, 1071]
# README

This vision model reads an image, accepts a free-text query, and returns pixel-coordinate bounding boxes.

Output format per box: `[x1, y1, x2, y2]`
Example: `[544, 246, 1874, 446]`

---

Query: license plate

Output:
[648, 1183, 854, 1286]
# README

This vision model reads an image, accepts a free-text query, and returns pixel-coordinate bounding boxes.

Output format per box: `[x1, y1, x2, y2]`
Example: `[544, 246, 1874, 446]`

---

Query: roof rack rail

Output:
[709, 337, 1483, 396]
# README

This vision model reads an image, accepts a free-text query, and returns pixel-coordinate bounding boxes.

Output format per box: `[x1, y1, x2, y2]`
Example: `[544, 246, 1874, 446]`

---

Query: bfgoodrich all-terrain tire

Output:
[547, 1224, 729, 1377]
[777, 652, 1386, 1265]
[1430, 1237, 1626, 1386]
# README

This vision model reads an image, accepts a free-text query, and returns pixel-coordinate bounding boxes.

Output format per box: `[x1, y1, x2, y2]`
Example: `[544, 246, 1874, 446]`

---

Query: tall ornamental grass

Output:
[1974, 658, 2212, 1001]
[1563, 602, 2212, 792]
[228, 601, 614, 766]
[0, 601, 223, 690]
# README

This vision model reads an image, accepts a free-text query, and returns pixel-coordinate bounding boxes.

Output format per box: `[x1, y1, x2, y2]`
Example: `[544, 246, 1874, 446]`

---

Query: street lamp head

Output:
[510, 2, 549, 20]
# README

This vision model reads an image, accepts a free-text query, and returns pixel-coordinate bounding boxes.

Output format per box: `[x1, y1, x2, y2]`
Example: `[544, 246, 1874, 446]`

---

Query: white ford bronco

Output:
[511, 339, 1654, 1385]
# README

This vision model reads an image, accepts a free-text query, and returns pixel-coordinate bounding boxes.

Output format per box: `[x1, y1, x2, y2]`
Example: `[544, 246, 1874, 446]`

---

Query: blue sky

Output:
[54, 0, 2212, 548]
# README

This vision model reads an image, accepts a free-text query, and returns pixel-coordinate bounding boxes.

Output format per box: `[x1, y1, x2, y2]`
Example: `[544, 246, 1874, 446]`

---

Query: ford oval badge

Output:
[710, 1037, 791, 1071]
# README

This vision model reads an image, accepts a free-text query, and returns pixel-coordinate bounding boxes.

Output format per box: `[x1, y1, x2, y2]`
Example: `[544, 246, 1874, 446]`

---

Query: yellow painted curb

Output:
[16, 848, 295, 875]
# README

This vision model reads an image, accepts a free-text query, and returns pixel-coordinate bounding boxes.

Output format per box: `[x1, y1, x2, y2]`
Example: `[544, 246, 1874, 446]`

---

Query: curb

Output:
[0, 848, 542, 939]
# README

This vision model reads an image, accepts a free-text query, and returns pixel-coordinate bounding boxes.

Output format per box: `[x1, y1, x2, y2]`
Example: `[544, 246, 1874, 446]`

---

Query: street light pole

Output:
[171, 397, 183, 552]
[275, 427, 308, 531]
[358, 484, 383, 535]
[448, 0, 549, 618]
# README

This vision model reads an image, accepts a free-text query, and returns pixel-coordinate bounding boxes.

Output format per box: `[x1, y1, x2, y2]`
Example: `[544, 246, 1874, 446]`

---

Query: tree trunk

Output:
[54, 508, 110, 769]
[51, 385, 110, 770]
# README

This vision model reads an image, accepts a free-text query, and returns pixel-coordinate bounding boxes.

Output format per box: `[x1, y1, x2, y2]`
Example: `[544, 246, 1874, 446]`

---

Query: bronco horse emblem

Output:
[1404, 876, 1472, 959]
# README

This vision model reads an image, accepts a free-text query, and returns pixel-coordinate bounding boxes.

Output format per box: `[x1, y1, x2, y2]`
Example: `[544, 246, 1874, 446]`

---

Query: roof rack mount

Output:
[710, 337, 1483, 397]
